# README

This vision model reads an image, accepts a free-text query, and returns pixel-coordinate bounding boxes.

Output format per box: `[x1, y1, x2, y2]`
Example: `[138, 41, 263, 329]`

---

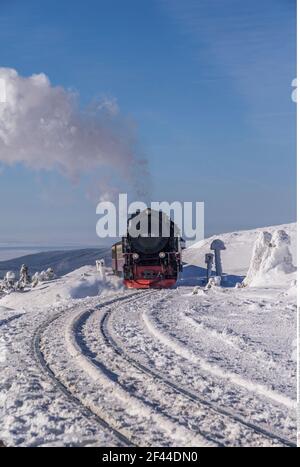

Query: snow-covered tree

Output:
[0, 271, 17, 293]
[243, 231, 272, 286]
[31, 267, 56, 287]
[243, 229, 295, 287]
[17, 264, 31, 289]
[260, 230, 295, 275]
[96, 259, 106, 282]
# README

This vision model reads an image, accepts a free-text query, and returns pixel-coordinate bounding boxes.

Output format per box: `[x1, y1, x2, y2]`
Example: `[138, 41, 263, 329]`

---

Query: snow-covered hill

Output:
[183, 223, 296, 283]
[0, 247, 111, 279]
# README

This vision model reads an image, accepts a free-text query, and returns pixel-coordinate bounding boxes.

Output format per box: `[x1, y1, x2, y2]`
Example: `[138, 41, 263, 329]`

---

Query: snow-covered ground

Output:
[0, 223, 297, 447]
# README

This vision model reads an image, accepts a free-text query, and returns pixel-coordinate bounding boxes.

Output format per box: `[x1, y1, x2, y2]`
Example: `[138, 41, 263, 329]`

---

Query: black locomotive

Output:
[112, 208, 184, 288]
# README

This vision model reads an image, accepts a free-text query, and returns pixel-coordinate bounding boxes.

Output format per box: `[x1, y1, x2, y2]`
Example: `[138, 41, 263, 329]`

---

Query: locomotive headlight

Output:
[132, 253, 139, 260]
[159, 252, 166, 259]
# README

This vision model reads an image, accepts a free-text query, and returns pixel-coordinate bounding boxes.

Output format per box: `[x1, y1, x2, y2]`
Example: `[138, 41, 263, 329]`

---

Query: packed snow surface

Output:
[0, 223, 297, 447]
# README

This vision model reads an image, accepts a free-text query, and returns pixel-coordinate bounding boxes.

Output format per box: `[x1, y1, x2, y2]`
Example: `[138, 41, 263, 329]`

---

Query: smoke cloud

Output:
[0, 68, 148, 199]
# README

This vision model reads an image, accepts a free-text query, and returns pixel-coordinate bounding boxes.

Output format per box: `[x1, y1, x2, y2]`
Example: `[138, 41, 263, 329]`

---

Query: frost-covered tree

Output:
[260, 230, 295, 275]
[17, 264, 31, 289]
[0, 271, 17, 293]
[31, 267, 56, 287]
[96, 259, 106, 282]
[45, 267, 55, 280]
[243, 229, 295, 287]
[243, 231, 272, 286]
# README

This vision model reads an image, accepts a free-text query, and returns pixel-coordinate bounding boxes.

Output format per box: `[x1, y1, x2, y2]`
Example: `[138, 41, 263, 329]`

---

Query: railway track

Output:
[99, 302, 296, 448]
[0, 313, 24, 328]
[32, 292, 144, 447]
[68, 291, 216, 447]
[33, 290, 296, 447]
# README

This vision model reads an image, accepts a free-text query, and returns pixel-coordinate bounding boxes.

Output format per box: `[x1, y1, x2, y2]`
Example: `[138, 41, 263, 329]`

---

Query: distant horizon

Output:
[0, 218, 296, 263]
[1, 217, 297, 247]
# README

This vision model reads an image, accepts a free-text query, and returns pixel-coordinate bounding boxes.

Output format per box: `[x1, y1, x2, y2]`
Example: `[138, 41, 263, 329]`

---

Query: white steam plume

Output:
[0, 68, 148, 199]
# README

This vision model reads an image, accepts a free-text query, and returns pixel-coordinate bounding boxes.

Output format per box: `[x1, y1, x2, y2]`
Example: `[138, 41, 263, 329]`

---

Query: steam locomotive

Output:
[112, 208, 185, 288]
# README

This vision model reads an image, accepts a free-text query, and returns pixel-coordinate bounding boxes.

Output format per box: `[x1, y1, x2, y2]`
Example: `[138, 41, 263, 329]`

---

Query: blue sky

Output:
[0, 0, 296, 245]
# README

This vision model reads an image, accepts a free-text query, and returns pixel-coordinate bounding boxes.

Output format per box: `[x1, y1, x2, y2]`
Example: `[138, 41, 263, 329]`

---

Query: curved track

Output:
[33, 290, 296, 447]
[32, 292, 143, 447]
[100, 306, 295, 448]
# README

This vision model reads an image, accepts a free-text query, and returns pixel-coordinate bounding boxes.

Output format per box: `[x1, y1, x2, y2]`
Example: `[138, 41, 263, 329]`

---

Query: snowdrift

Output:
[0, 265, 123, 309]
